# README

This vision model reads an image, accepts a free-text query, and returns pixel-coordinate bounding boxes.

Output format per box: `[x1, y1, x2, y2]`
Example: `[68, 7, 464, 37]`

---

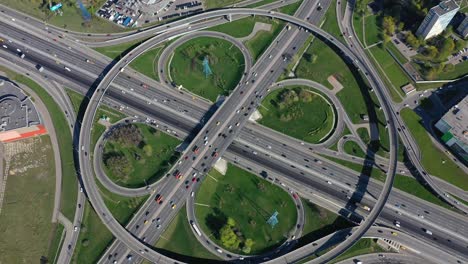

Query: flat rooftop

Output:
[0, 79, 41, 131]
[442, 95, 468, 144]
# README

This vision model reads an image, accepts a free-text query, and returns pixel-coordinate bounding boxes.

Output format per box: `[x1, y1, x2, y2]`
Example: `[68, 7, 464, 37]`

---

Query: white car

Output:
[64, 66, 71, 72]
[74, 226, 78, 232]
[394, 220, 401, 228]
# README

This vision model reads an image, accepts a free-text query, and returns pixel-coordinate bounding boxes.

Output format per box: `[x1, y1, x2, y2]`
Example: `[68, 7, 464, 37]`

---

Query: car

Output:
[74, 226, 78, 231]
[326, 181, 332, 185]
[394, 220, 401, 228]
[192, 177, 196, 182]
[156, 224, 161, 229]
[191, 191, 194, 197]
[171, 204, 176, 209]
[391, 232, 398, 236]
[156, 217, 161, 222]
[292, 193, 298, 199]
[64, 66, 71, 72]
[418, 214, 424, 219]
[127, 255, 132, 261]
[144, 220, 149, 225]
[155, 194, 163, 204]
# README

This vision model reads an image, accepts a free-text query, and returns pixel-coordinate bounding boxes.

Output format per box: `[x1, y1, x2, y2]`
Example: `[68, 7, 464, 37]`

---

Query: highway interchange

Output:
[0, 0, 467, 263]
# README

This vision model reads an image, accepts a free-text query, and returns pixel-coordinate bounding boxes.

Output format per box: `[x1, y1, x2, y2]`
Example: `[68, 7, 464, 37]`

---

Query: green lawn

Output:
[204, 0, 243, 9]
[277, 0, 303, 15]
[246, 0, 278, 8]
[129, 46, 165, 81]
[245, 19, 285, 61]
[343, 140, 366, 158]
[195, 164, 297, 254]
[72, 202, 114, 264]
[155, 206, 222, 263]
[103, 124, 181, 188]
[367, 46, 407, 102]
[49, 224, 65, 264]
[94, 38, 150, 60]
[353, 14, 365, 45]
[357, 127, 370, 144]
[400, 109, 468, 190]
[296, 201, 354, 248]
[364, 15, 381, 46]
[387, 43, 409, 64]
[331, 239, 385, 263]
[329, 126, 351, 151]
[436, 60, 468, 80]
[258, 86, 335, 144]
[170, 37, 245, 101]
[0, 136, 57, 263]
[322, 0, 344, 41]
[2, 0, 126, 33]
[208, 17, 257, 38]
[0, 66, 78, 221]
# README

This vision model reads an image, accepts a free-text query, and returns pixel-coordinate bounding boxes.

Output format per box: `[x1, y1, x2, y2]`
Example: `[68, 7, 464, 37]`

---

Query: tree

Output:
[397, 22, 404, 32]
[105, 154, 132, 177]
[242, 238, 254, 254]
[382, 16, 396, 36]
[438, 37, 455, 59]
[405, 32, 420, 48]
[227, 217, 237, 227]
[423, 45, 438, 58]
[455, 39, 466, 52]
[220, 225, 240, 249]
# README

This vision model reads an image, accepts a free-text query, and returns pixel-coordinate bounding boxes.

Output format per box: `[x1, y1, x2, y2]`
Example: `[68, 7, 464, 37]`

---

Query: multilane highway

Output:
[1, 13, 466, 262]
[0, 3, 464, 262]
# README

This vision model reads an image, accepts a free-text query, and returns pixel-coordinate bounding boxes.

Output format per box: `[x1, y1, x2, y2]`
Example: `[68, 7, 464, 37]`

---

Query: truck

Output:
[36, 64, 44, 72]
[192, 145, 200, 154]
[190, 221, 202, 236]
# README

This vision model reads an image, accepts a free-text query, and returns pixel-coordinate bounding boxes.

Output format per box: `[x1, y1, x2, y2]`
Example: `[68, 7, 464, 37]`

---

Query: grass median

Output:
[258, 86, 335, 144]
[195, 164, 297, 254]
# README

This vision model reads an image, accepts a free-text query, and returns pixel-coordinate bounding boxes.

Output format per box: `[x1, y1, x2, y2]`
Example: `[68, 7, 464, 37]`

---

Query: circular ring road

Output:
[78, 8, 398, 264]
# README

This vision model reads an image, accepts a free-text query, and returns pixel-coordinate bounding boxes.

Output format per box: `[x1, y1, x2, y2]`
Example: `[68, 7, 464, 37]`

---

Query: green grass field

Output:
[129, 46, 165, 81]
[72, 202, 114, 264]
[209, 17, 257, 38]
[322, 0, 344, 42]
[324, 155, 387, 182]
[204, 0, 243, 9]
[94, 38, 150, 60]
[436, 60, 468, 80]
[170, 37, 245, 101]
[195, 164, 297, 254]
[245, 19, 285, 61]
[331, 239, 384, 263]
[2, 0, 126, 33]
[296, 201, 354, 248]
[0, 66, 78, 221]
[357, 127, 370, 144]
[103, 124, 181, 188]
[155, 205, 222, 263]
[258, 86, 335, 144]
[0, 136, 57, 263]
[368, 45, 408, 101]
[343, 140, 366, 158]
[364, 15, 381, 45]
[400, 109, 468, 190]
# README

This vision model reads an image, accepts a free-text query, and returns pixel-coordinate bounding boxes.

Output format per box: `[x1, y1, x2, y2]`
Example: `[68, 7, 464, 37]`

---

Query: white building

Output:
[416, 0, 459, 40]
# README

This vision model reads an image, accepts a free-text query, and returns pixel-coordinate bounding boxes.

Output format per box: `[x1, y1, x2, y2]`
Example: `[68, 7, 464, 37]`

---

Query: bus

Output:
[190, 221, 202, 237]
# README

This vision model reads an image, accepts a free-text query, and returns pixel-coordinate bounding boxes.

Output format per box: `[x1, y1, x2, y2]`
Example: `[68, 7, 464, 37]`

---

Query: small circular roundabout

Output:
[78, 8, 397, 264]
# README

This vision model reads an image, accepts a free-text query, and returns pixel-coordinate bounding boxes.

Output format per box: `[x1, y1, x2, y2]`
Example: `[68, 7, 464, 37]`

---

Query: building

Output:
[435, 95, 468, 162]
[457, 14, 468, 38]
[416, 0, 459, 40]
[400, 83, 416, 95]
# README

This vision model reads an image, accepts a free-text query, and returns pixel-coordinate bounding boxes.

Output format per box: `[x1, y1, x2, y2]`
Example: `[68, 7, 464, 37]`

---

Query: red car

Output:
[155, 194, 163, 204]
[292, 193, 298, 199]
[212, 152, 218, 158]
